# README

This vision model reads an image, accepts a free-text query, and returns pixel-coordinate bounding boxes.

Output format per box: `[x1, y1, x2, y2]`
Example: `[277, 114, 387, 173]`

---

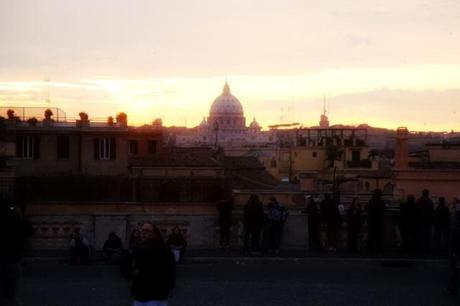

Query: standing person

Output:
[303, 196, 321, 251]
[367, 189, 386, 253]
[321, 193, 340, 251]
[400, 195, 417, 253]
[217, 199, 233, 249]
[69, 228, 90, 264]
[266, 197, 288, 254]
[434, 197, 451, 252]
[447, 211, 460, 296]
[102, 232, 123, 264]
[166, 226, 187, 264]
[243, 194, 264, 253]
[416, 189, 434, 252]
[122, 222, 175, 306]
[347, 198, 362, 252]
[0, 202, 34, 306]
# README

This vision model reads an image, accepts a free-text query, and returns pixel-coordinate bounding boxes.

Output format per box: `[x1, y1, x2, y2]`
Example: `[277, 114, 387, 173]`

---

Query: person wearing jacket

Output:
[122, 222, 175, 306]
[0, 201, 34, 306]
[266, 197, 288, 254]
[243, 194, 264, 253]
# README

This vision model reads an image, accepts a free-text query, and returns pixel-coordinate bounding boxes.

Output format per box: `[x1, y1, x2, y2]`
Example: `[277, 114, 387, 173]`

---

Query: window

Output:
[128, 140, 138, 155]
[16, 135, 39, 159]
[148, 140, 157, 154]
[352, 150, 361, 162]
[57, 136, 70, 159]
[312, 151, 317, 158]
[94, 138, 116, 160]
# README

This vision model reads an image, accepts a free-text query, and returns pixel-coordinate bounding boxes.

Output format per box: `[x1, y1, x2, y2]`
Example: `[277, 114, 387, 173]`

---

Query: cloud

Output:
[345, 34, 372, 47]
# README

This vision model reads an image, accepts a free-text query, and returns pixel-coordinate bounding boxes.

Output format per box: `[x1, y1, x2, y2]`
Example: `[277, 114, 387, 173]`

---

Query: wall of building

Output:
[80, 134, 128, 176]
[292, 147, 325, 173]
[11, 134, 80, 176]
[394, 170, 460, 204]
[428, 147, 460, 162]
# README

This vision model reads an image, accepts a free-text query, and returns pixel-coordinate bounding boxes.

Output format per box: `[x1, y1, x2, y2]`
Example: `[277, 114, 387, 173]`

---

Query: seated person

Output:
[166, 226, 187, 263]
[70, 228, 90, 264]
[102, 232, 123, 264]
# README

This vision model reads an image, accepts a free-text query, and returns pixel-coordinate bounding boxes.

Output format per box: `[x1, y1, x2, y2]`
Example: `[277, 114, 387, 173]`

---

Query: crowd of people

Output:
[68, 223, 185, 305]
[240, 195, 289, 254]
[216, 195, 290, 254]
[399, 189, 453, 253]
[301, 188, 456, 254]
[4, 188, 460, 304]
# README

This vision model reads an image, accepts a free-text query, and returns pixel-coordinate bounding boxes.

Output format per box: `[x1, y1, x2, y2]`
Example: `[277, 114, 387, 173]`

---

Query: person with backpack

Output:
[266, 197, 288, 254]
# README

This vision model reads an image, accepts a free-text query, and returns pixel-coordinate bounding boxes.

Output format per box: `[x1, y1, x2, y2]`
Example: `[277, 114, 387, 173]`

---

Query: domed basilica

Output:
[177, 82, 267, 147]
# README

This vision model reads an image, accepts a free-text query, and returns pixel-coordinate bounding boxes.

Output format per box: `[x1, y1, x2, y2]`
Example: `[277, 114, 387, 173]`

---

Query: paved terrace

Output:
[21, 252, 458, 306]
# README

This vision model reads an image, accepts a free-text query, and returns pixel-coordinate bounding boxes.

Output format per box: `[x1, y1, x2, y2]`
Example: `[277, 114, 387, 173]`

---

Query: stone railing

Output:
[25, 207, 409, 253]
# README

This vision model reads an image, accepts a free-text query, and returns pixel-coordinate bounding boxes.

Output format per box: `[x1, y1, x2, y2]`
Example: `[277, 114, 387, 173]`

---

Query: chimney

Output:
[395, 127, 409, 170]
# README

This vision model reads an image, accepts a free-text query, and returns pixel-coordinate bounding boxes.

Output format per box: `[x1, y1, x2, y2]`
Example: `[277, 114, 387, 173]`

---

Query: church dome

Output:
[199, 117, 208, 127]
[249, 117, 260, 129]
[209, 82, 244, 116]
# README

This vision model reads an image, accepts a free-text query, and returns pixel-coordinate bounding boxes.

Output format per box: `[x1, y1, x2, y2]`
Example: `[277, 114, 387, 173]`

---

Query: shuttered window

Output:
[94, 138, 116, 160]
[16, 135, 39, 159]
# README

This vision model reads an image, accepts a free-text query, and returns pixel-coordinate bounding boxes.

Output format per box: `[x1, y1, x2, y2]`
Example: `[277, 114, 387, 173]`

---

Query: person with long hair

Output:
[122, 222, 175, 306]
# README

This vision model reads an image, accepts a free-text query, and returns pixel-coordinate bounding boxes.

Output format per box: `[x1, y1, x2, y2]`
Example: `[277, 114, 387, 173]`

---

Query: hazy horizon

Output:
[1, 0, 459, 132]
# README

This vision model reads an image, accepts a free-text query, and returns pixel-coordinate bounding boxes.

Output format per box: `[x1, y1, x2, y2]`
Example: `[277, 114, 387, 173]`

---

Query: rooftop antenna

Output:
[323, 95, 327, 116]
[44, 77, 51, 104]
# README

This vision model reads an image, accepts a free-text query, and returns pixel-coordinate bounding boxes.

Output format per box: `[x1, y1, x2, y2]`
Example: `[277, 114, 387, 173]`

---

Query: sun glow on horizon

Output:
[0, 64, 459, 132]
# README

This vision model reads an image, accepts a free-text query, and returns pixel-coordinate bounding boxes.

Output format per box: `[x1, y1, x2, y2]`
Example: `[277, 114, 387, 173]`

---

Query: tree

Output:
[326, 145, 343, 168]
[107, 116, 114, 126]
[116, 112, 128, 126]
[44, 109, 53, 119]
[116, 112, 127, 122]
[27, 117, 38, 126]
[7, 109, 15, 119]
[79, 112, 89, 121]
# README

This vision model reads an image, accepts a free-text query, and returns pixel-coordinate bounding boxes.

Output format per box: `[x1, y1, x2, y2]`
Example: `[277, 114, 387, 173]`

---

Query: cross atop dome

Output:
[223, 81, 231, 95]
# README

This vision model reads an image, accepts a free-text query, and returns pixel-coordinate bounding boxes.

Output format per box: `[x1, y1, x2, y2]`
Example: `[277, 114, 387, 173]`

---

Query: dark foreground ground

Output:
[21, 257, 458, 306]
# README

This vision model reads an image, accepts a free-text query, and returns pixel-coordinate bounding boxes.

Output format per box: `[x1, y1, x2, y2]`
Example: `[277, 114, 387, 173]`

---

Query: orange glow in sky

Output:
[1, 0, 459, 131]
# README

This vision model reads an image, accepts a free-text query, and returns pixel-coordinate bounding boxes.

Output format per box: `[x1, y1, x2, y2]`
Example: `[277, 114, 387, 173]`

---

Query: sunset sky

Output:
[1, 0, 459, 131]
